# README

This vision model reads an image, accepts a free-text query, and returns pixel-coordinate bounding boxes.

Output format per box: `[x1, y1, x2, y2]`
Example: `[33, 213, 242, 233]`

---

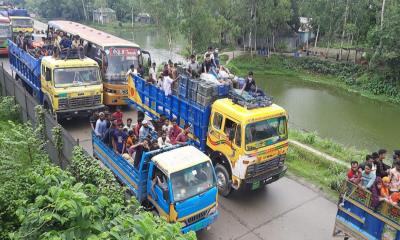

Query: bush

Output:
[0, 97, 21, 122]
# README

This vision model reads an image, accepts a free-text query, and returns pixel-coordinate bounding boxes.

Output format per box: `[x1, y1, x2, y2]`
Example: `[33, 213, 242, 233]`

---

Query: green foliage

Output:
[68, 147, 126, 205]
[0, 97, 20, 122]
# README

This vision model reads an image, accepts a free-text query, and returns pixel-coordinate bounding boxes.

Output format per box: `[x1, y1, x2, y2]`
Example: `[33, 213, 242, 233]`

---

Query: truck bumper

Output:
[181, 211, 219, 233]
[56, 105, 105, 119]
[241, 165, 287, 190]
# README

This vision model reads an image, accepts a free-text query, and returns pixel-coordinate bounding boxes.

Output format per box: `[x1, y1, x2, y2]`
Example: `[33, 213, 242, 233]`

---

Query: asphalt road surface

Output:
[1, 41, 339, 240]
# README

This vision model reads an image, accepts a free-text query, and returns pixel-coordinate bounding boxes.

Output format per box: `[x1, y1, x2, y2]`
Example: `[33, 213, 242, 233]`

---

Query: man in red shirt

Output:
[347, 161, 362, 184]
[112, 107, 123, 125]
[169, 119, 182, 144]
[175, 124, 191, 144]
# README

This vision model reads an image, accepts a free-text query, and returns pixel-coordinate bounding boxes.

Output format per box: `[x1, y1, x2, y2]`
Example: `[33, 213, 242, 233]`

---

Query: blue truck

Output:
[333, 180, 400, 239]
[8, 40, 105, 120]
[92, 133, 219, 233]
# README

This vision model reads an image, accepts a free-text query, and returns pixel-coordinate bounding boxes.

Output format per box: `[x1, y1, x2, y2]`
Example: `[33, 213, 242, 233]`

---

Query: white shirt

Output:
[158, 136, 172, 148]
[149, 67, 157, 81]
[126, 68, 138, 77]
[162, 76, 174, 96]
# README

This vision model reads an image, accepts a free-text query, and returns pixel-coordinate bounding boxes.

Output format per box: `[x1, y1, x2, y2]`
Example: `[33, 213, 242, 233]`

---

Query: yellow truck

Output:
[8, 40, 104, 120]
[128, 75, 288, 197]
[7, 9, 33, 39]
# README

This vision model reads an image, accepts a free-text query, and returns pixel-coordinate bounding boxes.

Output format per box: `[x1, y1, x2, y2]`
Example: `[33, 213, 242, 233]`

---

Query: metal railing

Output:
[0, 63, 80, 168]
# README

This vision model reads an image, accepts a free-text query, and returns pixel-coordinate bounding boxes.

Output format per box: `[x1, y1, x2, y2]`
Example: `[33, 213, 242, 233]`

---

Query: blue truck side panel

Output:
[129, 75, 216, 151]
[8, 40, 43, 103]
[334, 183, 400, 239]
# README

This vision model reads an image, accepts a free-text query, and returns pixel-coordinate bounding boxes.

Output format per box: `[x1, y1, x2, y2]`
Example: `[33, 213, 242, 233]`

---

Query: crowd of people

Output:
[346, 149, 400, 209]
[15, 29, 84, 59]
[128, 46, 259, 97]
[92, 107, 191, 169]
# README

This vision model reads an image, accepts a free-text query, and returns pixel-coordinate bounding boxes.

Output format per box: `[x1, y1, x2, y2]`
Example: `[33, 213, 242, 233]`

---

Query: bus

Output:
[0, 12, 11, 55]
[8, 9, 33, 39]
[48, 20, 152, 106]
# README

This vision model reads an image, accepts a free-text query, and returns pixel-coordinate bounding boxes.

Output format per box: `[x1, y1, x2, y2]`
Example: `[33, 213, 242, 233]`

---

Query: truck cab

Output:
[208, 96, 288, 196]
[40, 56, 104, 119]
[92, 134, 219, 233]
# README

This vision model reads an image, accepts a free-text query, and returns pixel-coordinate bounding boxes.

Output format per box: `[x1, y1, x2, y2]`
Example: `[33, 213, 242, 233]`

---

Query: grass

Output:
[286, 144, 347, 200]
[227, 54, 399, 105]
[289, 129, 368, 164]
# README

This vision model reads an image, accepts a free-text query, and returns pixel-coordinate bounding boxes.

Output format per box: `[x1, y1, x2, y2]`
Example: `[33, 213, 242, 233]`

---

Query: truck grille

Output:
[68, 95, 101, 108]
[185, 209, 209, 225]
[246, 156, 281, 178]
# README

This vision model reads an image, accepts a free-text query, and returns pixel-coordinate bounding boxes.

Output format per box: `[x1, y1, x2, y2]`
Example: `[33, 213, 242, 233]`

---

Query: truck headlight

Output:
[105, 88, 117, 94]
[58, 99, 68, 109]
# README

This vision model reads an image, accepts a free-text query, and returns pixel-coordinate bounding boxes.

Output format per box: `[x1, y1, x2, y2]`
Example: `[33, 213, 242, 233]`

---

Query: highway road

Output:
[1, 29, 339, 240]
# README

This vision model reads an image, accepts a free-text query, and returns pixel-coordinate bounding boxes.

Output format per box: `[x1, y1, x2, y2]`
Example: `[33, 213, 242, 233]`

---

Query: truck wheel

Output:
[215, 164, 232, 197]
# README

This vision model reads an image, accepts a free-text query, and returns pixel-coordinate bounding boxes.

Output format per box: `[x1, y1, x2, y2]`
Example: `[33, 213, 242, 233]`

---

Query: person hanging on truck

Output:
[16, 31, 24, 48]
[202, 53, 213, 74]
[90, 110, 99, 131]
[112, 123, 128, 154]
[347, 161, 362, 185]
[360, 163, 377, 189]
[148, 62, 157, 83]
[71, 35, 84, 59]
[139, 120, 154, 142]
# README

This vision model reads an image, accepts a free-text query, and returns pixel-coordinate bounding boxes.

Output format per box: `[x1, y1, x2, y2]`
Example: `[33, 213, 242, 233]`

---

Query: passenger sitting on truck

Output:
[112, 123, 128, 154]
[393, 150, 400, 167]
[169, 119, 181, 144]
[360, 163, 376, 189]
[381, 177, 391, 200]
[347, 161, 362, 185]
[139, 120, 154, 142]
[71, 35, 84, 58]
[125, 118, 133, 131]
[359, 154, 374, 171]
[175, 124, 191, 145]
[126, 130, 136, 149]
[59, 34, 72, 50]
[370, 177, 384, 209]
[390, 192, 400, 205]
[241, 71, 257, 94]
[389, 160, 400, 193]
[150, 140, 160, 151]
[153, 114, 166, 134]
[158, 131, 171, 148]
[132, 139, 150, 169]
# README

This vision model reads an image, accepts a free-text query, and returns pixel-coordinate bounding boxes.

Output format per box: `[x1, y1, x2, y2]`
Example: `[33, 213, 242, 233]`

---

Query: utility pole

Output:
[380, 0, 386, 31]
[81, 0, 87, 21]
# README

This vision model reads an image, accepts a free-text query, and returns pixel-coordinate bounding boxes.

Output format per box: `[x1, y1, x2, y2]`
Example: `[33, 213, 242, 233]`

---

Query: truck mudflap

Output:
[242, 165, 287, 190]
[56, 105, 105, 119]
[181, 211, 219, 234]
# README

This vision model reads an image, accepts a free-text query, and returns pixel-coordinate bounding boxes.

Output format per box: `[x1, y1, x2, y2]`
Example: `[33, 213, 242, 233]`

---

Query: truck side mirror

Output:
[45, 70, 51, 81]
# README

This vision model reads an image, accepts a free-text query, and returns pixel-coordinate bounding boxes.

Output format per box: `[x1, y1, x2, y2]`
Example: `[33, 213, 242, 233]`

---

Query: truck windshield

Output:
[54, 67, 100, 88]
[12, 18, 33, 27]
[0, 24, 10, 38]
[170, 161, 216, 202]
[104, 47, 139, 84]
[245, 116, 287, 151]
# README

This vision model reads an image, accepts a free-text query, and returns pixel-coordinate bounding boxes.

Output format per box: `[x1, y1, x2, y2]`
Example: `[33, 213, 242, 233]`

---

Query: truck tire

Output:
[215, 164, 232, 197]
[44, 101, 58, 122]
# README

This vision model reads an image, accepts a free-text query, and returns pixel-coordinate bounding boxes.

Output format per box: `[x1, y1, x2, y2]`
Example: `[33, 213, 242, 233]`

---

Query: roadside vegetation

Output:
[0, 97, 194, 240]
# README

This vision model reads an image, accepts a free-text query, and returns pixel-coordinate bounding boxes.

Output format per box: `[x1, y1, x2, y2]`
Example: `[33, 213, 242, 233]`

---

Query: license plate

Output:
[191, 219, 208, 232]
[252, 181, 261, 190]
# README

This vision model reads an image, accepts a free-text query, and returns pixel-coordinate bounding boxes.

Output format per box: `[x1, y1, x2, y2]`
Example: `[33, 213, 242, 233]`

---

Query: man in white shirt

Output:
[162, 72, 175, 96]
[158, 132, 171, 148]
[149, 62, 157, 82]
[126, 64, 138, 77]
